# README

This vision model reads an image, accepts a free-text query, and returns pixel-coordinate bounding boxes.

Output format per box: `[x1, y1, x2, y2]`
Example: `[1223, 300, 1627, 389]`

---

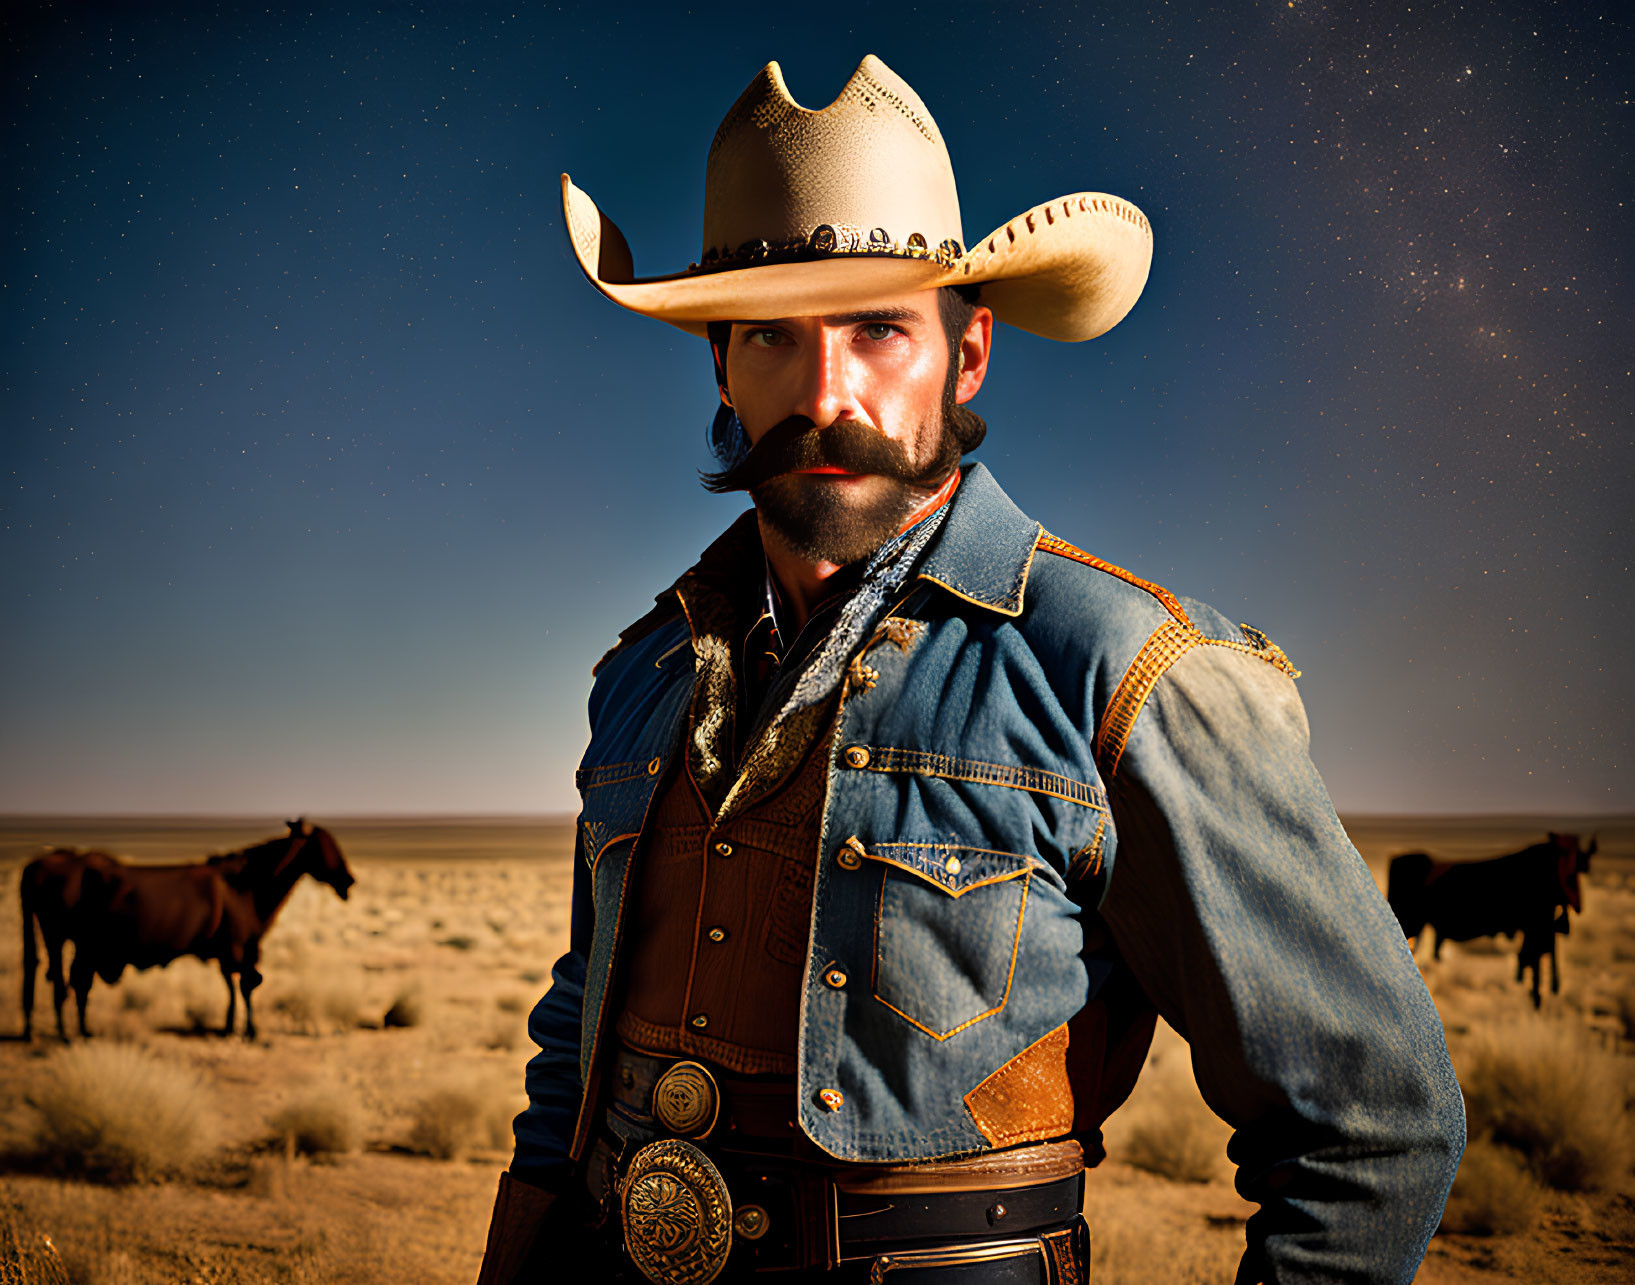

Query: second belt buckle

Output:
[652, 1059, 720, 1139]
[621, 1138, 733, 1285]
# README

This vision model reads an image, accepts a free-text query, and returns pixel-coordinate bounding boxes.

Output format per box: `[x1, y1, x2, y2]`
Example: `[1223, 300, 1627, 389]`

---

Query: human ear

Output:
[954, 307, 994, 403]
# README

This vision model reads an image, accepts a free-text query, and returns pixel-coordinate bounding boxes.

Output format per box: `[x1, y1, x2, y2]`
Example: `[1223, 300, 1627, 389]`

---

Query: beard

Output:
[700, 404, 964, 566]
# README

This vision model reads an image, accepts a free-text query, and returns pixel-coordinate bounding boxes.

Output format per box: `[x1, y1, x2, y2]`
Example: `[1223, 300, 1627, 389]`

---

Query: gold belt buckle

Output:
[652, 1059, 720, 1138]
[620, 1138, 734, 1285]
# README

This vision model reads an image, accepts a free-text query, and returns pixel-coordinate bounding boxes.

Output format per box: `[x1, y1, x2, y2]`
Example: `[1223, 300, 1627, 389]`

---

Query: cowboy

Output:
[479, 56, 1463, 1285]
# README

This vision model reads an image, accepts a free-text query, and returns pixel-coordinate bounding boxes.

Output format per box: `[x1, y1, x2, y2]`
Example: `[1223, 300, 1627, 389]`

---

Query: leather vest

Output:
[616, 712, 833, 1077]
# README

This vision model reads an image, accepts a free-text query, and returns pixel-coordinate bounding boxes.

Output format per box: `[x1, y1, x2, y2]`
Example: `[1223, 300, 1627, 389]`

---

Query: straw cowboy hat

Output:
[561, 55, 1152, 342]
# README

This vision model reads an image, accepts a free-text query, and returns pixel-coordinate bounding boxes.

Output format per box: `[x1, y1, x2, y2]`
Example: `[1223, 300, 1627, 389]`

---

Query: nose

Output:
[790, 327, 865, 428]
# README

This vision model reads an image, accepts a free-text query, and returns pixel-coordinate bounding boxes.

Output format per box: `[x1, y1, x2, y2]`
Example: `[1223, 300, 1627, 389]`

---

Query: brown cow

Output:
[1385, 832, 1595, 1007]
[20, 819, 353, 1040]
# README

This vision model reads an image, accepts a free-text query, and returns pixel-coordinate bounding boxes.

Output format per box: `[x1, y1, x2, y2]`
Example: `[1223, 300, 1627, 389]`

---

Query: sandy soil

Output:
[0, 814, 1630, 1284]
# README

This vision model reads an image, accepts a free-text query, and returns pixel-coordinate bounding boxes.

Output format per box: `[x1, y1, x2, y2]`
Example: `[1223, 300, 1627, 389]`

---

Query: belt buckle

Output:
[652, 1059, 721, 1138]
[620, 1138, 734, 1285]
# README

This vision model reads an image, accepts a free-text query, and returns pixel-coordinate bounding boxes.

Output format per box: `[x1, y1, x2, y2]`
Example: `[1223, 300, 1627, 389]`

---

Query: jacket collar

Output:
[913, 463, 1042, 617]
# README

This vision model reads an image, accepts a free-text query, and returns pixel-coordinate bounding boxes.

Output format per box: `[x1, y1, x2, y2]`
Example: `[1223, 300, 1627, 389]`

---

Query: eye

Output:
[744, 328, 787, 348]
[861, 323, 900, 341]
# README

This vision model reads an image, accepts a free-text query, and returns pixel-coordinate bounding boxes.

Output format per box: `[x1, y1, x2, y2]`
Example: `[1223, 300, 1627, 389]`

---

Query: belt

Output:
[593, 1048, 1089, 1283]
[609, 1045, 803, 1144]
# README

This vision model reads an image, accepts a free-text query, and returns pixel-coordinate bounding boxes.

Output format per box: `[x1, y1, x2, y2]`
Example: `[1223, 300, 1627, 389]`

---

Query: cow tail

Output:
[20, 869, 38, 1036]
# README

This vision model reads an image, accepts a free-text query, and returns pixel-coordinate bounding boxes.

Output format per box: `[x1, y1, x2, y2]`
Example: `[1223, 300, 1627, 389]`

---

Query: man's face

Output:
[719, 286, 989, 566]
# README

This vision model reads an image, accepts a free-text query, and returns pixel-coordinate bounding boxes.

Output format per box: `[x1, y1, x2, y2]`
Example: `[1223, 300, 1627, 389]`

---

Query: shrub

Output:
[382, 988, 422, 1028]
[1617, 985, 1635, 1042]
[407, 1085, 512, 1160]
[267, 1088, 361, 1156]
[495, 993, 527, 1014]
[1111, 1063, 1229, 1184]
[1455, 1015, 1633, 1191]
[270, 972, 362, 1035]
[26, 1042, 214, 1182]
[182, 995, 219, 1034]
[1440, 1140, 1542, 1236]
[484, 1016, 523, 1051]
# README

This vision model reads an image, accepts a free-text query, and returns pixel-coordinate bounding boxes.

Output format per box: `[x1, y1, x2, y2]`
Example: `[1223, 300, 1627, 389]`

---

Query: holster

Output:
[475, 1171, 558, 1285]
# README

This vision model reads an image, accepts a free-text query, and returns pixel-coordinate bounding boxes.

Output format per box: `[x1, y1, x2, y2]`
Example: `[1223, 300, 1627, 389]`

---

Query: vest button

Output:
[690, 1013, 709, 1029]
[943, 855, 962, 875]
[714, 841, 733, 857]
[707, 927, 727, 943]
[819, 1088, 845, 1112]
[824, 967, 848, 989]
[843, 746, 871, 769]
[646, 757, 662, 775]
[837, 850, 862, 871]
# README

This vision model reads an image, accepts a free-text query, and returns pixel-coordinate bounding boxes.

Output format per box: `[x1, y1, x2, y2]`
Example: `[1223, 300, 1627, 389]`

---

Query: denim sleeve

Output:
[1098, 643, 1464, 1285]
[510, 825, 594, 1192]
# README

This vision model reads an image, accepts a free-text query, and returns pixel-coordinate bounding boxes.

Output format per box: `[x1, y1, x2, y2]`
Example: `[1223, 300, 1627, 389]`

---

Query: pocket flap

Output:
[850, 838, 1037, 897]
[577, 760, 662, 869]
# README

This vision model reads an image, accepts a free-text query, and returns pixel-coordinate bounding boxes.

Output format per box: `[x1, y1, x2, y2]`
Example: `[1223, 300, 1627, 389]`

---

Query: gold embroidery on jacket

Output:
[1037, 531, 1300, 783]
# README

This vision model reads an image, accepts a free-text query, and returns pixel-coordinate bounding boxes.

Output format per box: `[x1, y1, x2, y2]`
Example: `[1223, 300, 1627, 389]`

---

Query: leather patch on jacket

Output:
[962, 1022, 1073, 1147]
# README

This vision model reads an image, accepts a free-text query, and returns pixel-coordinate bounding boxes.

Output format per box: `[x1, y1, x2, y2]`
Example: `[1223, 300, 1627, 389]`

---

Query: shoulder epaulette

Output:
[1037, 530, 1300, 782]
[1036, 532, 1194, 629]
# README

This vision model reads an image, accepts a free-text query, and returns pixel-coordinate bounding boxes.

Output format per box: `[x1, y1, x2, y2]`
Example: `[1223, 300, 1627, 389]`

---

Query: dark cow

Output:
[20, 819, 353, 1040]
[1386, 832, 1595, 1007]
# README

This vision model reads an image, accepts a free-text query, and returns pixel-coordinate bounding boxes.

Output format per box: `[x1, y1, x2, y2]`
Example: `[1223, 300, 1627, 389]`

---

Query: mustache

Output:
[700, 416, 931, 495]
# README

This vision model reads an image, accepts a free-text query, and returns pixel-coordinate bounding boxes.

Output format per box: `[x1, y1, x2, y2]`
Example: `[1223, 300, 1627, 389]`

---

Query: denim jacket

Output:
[516, 463, 1464, 1284]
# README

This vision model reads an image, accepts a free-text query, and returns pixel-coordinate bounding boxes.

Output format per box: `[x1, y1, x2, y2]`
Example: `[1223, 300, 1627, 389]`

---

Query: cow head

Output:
[307, 824, 355, 901]
[1549, 832, 1584, 913]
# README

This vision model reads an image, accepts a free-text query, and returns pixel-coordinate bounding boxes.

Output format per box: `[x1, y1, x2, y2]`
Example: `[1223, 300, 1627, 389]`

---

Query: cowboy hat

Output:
[562, 55, 1151, 342]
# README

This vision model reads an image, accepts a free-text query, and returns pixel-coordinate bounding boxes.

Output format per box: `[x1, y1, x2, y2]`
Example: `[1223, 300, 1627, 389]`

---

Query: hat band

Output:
[688, 222, 964, 276]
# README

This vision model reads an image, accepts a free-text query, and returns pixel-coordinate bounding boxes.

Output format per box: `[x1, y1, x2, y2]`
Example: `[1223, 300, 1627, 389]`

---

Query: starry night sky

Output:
[3, 2, 1629, 816]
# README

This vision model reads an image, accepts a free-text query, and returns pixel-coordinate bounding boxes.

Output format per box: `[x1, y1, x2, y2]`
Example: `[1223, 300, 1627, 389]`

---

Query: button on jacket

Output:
[514, 463, 1464, 1283]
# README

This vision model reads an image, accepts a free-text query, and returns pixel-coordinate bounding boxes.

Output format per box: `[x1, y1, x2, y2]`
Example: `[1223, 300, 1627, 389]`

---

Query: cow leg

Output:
[1549, 940, 1561, 996]
[220, 962, 238, 1037]
[240, 948, 262, 1042]
[45, 934, 70, 1042]
[68, 950, 95, 1039]
[1519, 935, 1544, 1008]
[21, 903, 37, 1041]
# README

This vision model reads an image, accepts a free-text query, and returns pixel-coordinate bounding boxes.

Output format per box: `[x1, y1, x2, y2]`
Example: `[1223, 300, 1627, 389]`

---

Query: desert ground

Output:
[0, 814, 1630, 1284]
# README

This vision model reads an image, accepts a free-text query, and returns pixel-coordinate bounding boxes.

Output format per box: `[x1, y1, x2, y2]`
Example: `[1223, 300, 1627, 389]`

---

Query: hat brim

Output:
[561, 174, 1152, 343]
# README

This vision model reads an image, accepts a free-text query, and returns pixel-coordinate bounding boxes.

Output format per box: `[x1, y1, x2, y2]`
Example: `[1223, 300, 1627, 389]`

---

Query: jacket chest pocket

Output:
[575, 758, 665, 881]
[859, 841, 1035, 1040]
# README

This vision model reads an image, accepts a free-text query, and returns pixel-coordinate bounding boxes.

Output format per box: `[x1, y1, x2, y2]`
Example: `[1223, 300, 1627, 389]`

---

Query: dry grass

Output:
[1440, 1139, 1544, 1236]
[268, 970, 363, 1036]
[483, 1016, 522, 1051]
[382, 987, 423, 1029]
[181, 995, 219, 1034]
[1106, 1033, 1230, 1185]
[25, 1043, 216, 1183]
[1617, 984, 1635, 1042]
[1454, 1014, 1634, 1191]
[406, 1085, 512, 1161]
[267, 1086, 362, 1157]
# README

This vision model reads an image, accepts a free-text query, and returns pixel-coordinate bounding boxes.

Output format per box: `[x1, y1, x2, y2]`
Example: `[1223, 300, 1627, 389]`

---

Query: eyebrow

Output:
[736, 306, 928, 327]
